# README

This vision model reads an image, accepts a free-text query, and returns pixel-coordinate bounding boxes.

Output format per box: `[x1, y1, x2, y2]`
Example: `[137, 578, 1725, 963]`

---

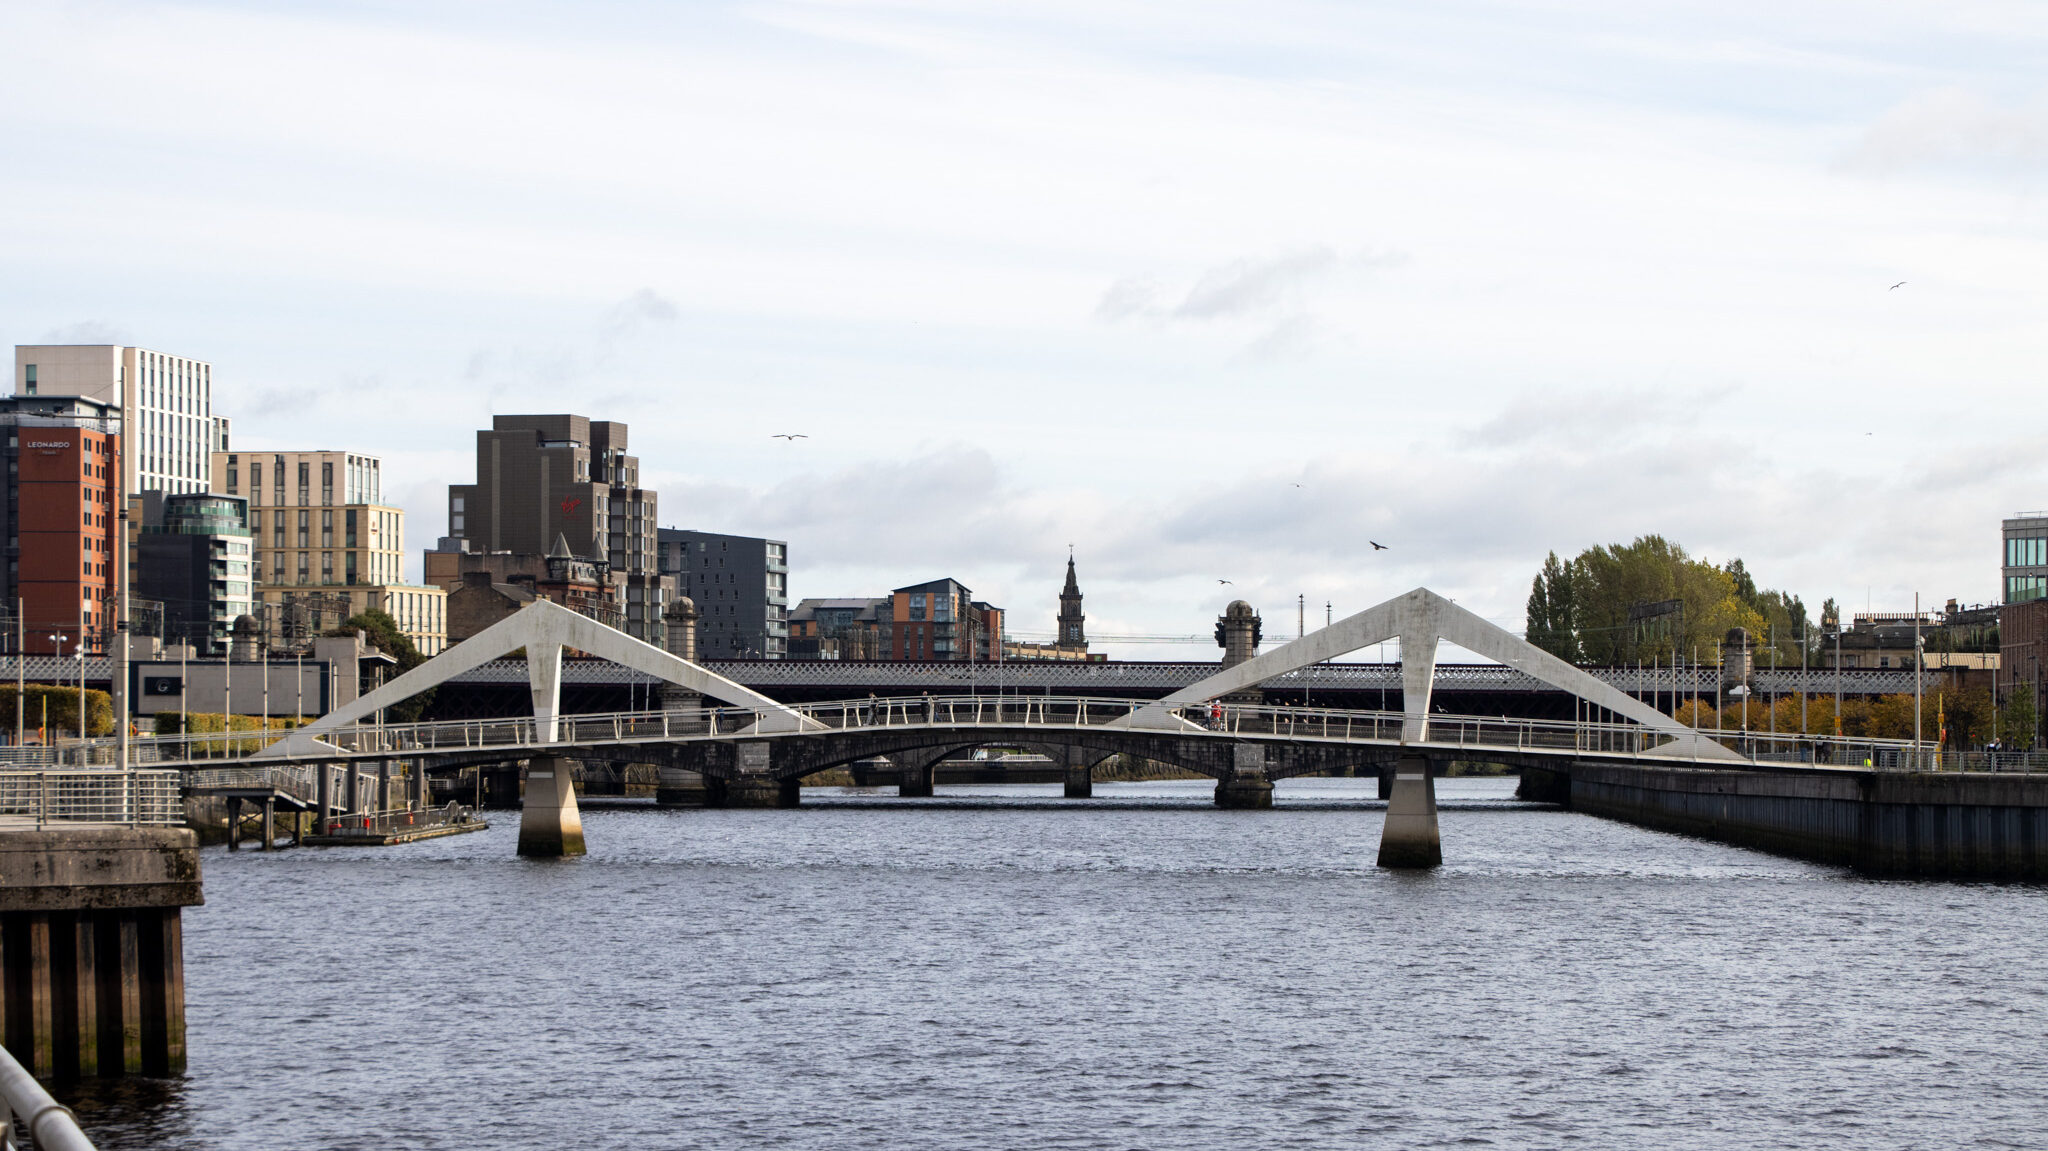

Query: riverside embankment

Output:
[1521, 762, 2048, 879]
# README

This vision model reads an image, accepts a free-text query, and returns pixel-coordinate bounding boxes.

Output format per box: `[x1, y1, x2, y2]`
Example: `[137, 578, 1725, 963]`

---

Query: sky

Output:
[3, 0, 2045, 657]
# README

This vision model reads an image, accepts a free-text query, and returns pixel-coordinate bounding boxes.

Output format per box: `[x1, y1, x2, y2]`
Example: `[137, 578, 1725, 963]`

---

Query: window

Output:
[909, 593, 926, 621]
[296, 510, 309, 547]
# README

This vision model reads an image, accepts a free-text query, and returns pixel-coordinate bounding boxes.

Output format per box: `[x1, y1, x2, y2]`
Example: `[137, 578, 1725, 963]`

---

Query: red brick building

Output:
[3, 396, 120, 654]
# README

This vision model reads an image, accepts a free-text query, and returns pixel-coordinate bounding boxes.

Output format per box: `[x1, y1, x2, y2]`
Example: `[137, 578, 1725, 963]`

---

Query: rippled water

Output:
[59, 778, 2048, 1150]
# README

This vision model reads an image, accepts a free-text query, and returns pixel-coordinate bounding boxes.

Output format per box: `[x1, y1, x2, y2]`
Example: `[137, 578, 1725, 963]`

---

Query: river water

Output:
[58, 778, 2048, 1150]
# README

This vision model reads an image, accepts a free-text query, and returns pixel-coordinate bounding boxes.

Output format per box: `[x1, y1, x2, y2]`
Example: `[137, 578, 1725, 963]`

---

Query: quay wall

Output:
[1528, 764, 2048, 880]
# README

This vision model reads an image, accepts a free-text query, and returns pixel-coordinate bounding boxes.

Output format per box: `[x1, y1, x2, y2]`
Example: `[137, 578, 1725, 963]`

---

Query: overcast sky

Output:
[3, 1, 2044, 656]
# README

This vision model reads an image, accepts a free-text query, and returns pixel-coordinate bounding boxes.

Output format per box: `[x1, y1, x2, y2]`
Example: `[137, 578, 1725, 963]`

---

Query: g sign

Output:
[143, 676, 183, 696]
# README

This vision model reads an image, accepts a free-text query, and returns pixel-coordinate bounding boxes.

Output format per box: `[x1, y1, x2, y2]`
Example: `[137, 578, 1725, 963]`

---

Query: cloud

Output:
[1097, 246, 1406, 325]
[40, 321, 133, 345]
[602, 287, 680, 338]
[1172, 246, 1341, 319]
[1840, 87, 2048, 174]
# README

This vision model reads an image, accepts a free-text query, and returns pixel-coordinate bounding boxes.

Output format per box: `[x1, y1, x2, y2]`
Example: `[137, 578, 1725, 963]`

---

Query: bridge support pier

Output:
[1377, 754, 1441, 869]
[481, 764, 523, 809]
[1059, 746, 1094, 798]
[897, 757, 935, 798]
[655, 765, 708, 806]
[516, 755, 586, 857]
[719, 743, 799, 808]
[1215, 745, 1273, 809]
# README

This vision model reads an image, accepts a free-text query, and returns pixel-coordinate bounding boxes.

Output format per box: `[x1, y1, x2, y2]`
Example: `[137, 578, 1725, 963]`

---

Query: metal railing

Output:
[70, 694, 1945, 775]
[316, 802, 481, 839]
[1, 1042, 96, 1150]
[0, 770, 183, 827]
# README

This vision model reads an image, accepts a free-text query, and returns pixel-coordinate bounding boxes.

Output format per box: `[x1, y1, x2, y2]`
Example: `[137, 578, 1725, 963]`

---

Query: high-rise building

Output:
[136, 493, 254, 656]
[444, 415, 667, 642]
[211, 450, 446, 654]
[0, 394, 121, 654]
[657, 529, 788, 659]
[14, 345, 228, 497]
[2002, 513, 2048, 604]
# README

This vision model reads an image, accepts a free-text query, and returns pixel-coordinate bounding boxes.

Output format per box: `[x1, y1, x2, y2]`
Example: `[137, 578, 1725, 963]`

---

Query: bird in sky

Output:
[770, 433, 808, 440]
[1217, 579, 1233, 585]
[1370, 541, 1389, 551]
[1889, 281, 1907, 290]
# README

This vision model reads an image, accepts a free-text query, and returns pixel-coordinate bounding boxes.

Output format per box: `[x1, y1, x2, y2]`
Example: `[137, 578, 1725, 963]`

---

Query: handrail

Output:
[0, 1042, 97, 1150]
[102, 693, 1939, 771]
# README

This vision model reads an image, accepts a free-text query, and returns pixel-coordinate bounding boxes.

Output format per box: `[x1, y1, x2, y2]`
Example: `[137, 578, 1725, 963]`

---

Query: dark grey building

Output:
[445, 414, 668, 642]
[657, 529, 788, 659]
[137, 493, 254, 655]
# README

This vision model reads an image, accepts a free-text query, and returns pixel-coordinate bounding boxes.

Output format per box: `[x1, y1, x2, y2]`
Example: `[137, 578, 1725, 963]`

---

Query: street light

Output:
[48, 633, 67, 746]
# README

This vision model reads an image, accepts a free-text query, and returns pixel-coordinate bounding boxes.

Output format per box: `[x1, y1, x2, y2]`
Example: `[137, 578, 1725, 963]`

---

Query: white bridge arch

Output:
[1113, 587, 1742, 763]
[271, 599, 819, 757]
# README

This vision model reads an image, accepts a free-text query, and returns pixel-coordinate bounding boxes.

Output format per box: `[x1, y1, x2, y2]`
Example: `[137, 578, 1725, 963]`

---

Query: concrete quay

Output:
[1523, 764, 2048, 880]
[0, 827, 200, 1078]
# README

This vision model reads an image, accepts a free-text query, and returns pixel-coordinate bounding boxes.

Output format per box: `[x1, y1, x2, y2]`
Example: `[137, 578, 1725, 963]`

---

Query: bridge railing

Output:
[93, 692, 1935, 772]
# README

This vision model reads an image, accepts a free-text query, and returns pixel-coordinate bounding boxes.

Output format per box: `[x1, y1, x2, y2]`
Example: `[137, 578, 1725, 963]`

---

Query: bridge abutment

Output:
[1377, 754, 1441, 868]
[1215, 745, 1274, 809]
[516, 756, 586, 857]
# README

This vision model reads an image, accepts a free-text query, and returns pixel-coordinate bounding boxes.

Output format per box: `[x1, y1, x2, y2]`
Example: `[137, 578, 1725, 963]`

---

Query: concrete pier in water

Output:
[0, 827, 200, 1078]
[1377, 755, 1442, 868]
[517, 756, 586, 857]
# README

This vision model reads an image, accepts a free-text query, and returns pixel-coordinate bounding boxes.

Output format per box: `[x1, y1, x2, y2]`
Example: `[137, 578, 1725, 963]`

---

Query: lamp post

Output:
[48, 633, 68, 746]
[1914, 593, 1923, 770]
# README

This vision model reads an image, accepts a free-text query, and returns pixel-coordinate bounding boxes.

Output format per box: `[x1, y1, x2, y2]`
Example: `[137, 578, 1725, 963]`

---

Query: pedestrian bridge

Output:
[105, 587, 1917, 867]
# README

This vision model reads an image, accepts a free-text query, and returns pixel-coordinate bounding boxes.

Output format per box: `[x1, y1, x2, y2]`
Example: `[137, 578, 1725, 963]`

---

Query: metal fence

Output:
[0, 770, 183, 827]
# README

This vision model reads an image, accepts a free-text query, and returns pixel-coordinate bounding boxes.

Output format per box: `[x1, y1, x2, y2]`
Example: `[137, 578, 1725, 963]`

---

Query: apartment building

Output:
[136, 493, 254, 656]
[884, 578, 1002, 662]
[657, 529, 788, 659]
[212, 450, 446, 655]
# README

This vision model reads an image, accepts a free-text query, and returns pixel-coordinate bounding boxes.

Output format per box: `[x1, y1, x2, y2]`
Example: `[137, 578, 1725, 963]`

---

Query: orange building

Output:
[4, 395, 120, 654]
[885, 579, 1002, 662]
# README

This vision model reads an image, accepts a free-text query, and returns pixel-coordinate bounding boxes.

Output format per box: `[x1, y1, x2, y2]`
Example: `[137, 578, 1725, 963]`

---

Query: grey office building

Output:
[446, 414, 668, 643]
[657, 529, 788, 659]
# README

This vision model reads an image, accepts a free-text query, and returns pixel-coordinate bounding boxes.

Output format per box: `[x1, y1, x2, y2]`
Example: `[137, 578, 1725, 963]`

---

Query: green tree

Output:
[1998, 684, 2038, 749]
[1525, 551, 1580, 661]
[326, 609, 433, 723]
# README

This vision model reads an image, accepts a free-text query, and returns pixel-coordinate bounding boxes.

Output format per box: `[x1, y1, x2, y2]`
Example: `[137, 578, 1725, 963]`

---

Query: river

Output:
[57, 778, 2048, 1149]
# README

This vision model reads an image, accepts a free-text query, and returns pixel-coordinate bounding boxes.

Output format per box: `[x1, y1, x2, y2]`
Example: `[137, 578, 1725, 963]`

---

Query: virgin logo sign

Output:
[560, 497, 583, 516]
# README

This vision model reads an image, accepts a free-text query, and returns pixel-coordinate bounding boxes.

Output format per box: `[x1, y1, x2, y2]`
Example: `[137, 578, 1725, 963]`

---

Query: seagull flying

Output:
[770, 433, 809, 440]
[1889, 282, 1907, 290]
[1217, 579, 1233, 585]
[1370, 541, 1389, 551]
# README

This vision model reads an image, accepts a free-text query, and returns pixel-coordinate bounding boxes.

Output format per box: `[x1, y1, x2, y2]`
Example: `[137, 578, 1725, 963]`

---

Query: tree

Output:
[326, 609, 433, 723]
[1522, 536, 1807, 668]
[1998, 684, 2038, 750]
[1525, 551, 1580, 661]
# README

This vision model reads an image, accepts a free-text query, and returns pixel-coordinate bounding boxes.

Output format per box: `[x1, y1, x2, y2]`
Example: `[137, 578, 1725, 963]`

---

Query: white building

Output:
[14, 344, 230, 496]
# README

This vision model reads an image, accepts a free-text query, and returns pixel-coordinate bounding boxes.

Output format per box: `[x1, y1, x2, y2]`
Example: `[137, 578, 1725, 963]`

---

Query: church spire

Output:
[1058, 551, 1086, 650]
